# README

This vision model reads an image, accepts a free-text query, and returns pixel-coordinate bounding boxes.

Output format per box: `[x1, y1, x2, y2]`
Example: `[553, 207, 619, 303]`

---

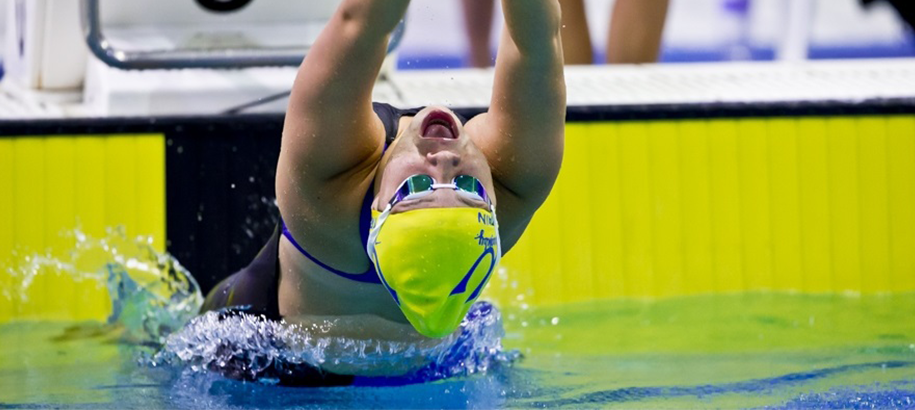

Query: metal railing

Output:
[79, 0, 405, 70]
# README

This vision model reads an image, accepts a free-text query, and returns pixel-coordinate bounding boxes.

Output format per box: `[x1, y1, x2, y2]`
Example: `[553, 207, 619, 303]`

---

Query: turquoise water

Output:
[2, 293, 915, 409]
[2, 230, 914, 408]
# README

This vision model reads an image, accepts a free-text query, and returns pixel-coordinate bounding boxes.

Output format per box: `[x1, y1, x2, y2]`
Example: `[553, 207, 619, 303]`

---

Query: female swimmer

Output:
[202, 0, 566, 381]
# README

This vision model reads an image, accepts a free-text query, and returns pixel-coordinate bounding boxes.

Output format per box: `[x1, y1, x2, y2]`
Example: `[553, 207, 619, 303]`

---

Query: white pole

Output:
[0, 0, 7, 62]
[778, 0, 816, 62]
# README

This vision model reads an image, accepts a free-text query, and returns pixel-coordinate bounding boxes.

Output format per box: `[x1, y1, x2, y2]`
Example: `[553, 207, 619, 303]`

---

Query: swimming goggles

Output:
[388, 174, 492, 208]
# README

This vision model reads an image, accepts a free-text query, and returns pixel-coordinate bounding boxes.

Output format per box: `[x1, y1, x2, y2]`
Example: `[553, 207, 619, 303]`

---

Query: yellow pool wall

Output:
[489, 116, 915, 307]
[0, 134, 166, 322]
[1, 115, 914, 322]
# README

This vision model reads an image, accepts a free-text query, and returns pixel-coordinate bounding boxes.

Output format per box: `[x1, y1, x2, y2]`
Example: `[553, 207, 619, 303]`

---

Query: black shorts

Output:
[861, 0, 915, 30]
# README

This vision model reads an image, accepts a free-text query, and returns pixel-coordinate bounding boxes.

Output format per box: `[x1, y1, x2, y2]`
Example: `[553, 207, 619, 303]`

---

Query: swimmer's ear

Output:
[371, 194, 385, 213]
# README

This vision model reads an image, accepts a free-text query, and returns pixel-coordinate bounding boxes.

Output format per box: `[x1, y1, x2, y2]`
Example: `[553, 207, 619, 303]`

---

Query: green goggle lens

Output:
[407, 175, 434, 192]
[453, 175, 477, 193]
[390, 174, 491, 206]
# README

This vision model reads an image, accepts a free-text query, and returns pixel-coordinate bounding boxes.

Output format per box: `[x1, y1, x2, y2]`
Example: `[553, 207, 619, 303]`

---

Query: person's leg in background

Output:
[462, 0, 669, 66]
[462, 0, 496, 67]
[607, 0, 670, 63]
[559, 0, 594, 64]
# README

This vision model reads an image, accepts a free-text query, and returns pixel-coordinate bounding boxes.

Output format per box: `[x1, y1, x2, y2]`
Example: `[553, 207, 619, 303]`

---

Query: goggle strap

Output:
[367, 205, 393, 259]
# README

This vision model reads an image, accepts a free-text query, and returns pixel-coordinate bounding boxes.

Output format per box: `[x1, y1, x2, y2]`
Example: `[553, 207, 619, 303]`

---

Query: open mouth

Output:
[420, 110, 459, 139]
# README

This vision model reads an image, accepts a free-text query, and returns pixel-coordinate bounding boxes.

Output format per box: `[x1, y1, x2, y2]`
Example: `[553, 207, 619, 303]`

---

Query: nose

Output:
[426, 150, 461, 169]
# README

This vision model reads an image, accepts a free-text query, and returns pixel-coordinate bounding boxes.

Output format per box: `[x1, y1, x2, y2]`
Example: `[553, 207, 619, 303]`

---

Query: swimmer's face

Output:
[374, 106, 496, 213]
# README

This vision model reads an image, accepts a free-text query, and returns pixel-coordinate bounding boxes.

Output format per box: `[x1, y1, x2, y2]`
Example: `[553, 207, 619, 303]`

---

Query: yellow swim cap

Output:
[367, 206, 501, 338]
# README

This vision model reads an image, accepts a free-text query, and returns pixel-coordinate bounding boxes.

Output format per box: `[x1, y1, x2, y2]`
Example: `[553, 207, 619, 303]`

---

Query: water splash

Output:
[5, 227, 518, 384]
[4, 227, 203, 343]
[151, 302, 520, 385]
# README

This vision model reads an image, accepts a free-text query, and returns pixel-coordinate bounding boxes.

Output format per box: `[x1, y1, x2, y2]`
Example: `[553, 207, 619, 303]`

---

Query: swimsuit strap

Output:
[281, 218, 382, 284]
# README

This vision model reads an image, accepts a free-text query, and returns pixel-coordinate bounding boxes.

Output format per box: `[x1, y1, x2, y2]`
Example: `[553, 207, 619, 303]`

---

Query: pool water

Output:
[2, 293, 914, 409]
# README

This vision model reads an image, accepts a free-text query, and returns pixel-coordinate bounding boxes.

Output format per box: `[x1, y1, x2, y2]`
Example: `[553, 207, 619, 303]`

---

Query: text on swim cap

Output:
[478, 212, 496, 227]
[475, 230, 498, 249]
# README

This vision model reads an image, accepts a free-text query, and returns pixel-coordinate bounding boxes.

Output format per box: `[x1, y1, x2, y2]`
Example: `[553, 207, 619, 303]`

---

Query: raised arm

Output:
[279, 0, 410, 185]
[466, 0, 566, 240]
